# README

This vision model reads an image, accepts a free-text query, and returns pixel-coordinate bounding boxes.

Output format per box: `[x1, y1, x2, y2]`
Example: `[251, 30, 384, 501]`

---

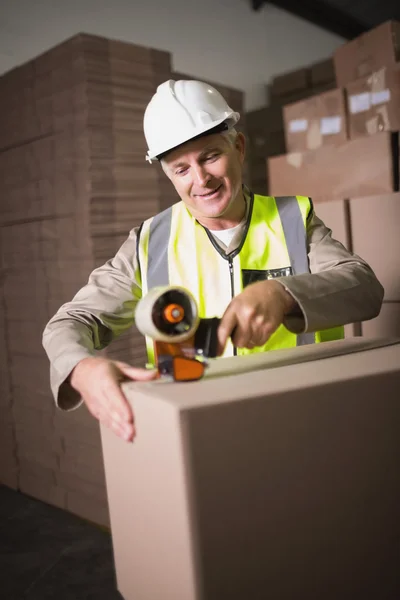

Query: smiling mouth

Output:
[195, 185, 222, 199]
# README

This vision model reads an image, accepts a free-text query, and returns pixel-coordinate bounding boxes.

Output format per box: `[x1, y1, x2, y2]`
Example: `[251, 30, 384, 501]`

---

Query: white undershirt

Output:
[209, 222, 243, 247]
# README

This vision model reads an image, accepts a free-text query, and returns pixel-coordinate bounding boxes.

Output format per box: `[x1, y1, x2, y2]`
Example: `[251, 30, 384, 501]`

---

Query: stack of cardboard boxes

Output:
[246, 57, 336, 194]
[0, 33, 173, 524]
[0, 289, 18, 490]
[267, 20, 400, 338]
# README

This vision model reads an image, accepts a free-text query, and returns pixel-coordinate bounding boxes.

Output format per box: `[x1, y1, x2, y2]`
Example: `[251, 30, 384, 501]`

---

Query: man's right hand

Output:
[69, 357, 158, 442]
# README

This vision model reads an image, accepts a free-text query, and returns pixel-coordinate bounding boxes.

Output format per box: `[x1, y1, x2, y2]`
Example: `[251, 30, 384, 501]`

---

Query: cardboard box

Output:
[0, 30, 174, 518]
[349, 192, 400, 301]
[56, 470, 107, 498]
[313, 198, 351, 250]
[245, 105, 284, 134]
[18, 472, 67, 509]
[284, 88, 347, 152]
[346, 66, 400, 138]
[66, 488, 110, 528]
[0, 461, 19, 490]
[247, 129, 286, 159]
[334, 20, 400, 87]
[101, 338, 400, 600]
[0, 420, 18, 489]
[270, 67, 310, 97]
[268, 82, 336, 109]
[362, 303, 400, 338]
[310, 57, 335, 87]
[344, 322, 361, 337]
[268, 131, 399, 202]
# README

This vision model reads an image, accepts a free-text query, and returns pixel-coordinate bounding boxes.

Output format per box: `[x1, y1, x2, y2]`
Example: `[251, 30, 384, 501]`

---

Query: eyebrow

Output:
[170, 146, 224, 170]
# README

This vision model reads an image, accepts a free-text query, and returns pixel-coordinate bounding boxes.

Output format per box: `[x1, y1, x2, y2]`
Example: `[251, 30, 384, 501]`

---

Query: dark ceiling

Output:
[251, 0, 400, 40]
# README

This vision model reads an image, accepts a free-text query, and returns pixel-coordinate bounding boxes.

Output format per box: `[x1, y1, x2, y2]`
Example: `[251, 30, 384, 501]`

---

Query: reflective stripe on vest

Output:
[276, 196, 314, 347]
[138, 193, 343, 363]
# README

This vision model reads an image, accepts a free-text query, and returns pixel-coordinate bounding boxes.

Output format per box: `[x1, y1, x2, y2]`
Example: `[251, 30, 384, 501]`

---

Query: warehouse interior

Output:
[1, 1, 400, 598]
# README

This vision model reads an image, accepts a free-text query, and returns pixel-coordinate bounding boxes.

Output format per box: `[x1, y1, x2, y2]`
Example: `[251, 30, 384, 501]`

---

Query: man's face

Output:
[162, 131, 246, 227]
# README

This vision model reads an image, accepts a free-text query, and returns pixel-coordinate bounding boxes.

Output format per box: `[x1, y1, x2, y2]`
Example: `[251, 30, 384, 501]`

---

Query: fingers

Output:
[217, 309, 238, 355]
[75, 359, 159, 443]
[218, 305, 278, 352]
[85, 380, 135, 442]
[116, 362, 158, 382]
[102, 374, 135, 427]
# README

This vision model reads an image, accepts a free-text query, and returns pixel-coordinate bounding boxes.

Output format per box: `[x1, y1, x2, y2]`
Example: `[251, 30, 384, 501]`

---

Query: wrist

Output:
[272, 280, 297, 315]
[69, 357, 94, 390]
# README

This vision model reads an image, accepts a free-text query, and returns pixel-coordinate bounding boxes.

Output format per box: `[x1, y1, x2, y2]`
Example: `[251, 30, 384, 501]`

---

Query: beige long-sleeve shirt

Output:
[42, 198, 384, 411]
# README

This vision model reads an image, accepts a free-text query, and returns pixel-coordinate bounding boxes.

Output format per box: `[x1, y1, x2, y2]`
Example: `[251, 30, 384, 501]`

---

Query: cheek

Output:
[171, 177, 192, 199]
[225, 159, 241, 185]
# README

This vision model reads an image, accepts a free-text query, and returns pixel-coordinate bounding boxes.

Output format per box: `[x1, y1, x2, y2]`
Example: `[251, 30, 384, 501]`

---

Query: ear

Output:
[235, 132, 246, 164]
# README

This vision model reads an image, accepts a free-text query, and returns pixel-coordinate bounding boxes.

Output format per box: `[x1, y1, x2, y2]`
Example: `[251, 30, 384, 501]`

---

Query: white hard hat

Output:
[143, 79, 240, 162]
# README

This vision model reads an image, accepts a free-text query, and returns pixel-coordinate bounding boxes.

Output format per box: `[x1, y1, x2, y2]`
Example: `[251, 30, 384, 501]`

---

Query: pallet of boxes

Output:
[0, 32, 174, 523]
[267, 20, 400, 339]
[245, 56, 336, 195]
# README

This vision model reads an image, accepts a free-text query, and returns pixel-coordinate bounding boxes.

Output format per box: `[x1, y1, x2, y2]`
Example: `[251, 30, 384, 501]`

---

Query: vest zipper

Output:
[201, 189, 254, 358]
[228, 256, 237, 356]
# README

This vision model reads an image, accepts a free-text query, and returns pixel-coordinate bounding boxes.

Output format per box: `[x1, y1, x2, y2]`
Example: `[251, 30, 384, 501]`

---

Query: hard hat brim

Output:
[155, 121, 230, 161]
[146, 113, 239, 162]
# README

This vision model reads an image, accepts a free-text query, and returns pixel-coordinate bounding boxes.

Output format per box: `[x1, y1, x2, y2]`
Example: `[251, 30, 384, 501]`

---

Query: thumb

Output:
[116, 362, 158, 382]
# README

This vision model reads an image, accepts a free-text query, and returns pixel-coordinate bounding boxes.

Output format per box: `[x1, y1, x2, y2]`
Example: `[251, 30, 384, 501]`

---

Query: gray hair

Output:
[223, 127, 238, 145]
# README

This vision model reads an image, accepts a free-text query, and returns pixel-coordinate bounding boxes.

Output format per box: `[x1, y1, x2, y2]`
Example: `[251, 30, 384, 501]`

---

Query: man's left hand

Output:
[217, 280, 297, 354]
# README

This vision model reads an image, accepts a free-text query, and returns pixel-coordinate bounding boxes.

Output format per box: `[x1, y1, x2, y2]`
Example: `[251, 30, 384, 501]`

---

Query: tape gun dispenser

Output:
[135, 286, 220, 382]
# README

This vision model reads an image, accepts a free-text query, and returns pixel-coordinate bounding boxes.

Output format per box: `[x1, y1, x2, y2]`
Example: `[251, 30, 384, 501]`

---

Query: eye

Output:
[175, 167, 188, 176]
[204, 153, 220, 162]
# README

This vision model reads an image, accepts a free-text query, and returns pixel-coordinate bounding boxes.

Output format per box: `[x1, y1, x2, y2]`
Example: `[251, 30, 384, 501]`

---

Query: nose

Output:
[192, 164, 211, 187]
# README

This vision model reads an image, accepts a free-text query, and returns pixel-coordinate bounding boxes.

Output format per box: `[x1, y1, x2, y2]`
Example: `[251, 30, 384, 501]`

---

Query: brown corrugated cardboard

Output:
[334, 20, 400, 87]
[0, 420, 17, 452]
[245, 104, 285, 194]
[270, 67, 310, 97]
[248, 129, 286, 159]
[15, 420, 62, 455]
[19, 459, 56, 485]
[284, 88, 348, 152]
[246, 105, 284, 134]
[346, 66, 400, 138]
[313, 198, 351, 250]
[362, 303, 400, 338]
[56, 470, 107, 498]
[344, 322, 361, 337]
[268, 131, 399, 202]
[0, 421, 18, 489]
[66, 488, 110, 528]
[349, 192, 400, 301]
[17, 446, 59, 471]
[0, 461, 19, 490]
[13, 403, 54, 431]
[0, 30, 175, 516]
[267, 81, 336, 108]
[310, 57, 335, 87]
[101, 338, 400, 600]
[59, 453, 106, 486]
[19, 472, 67, 509]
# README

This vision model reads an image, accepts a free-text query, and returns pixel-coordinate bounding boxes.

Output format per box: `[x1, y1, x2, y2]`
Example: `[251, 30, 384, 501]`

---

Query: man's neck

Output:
[196, 192, 247, 231]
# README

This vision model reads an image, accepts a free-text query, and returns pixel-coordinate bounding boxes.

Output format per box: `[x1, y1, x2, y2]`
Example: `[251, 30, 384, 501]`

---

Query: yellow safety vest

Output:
[137, 192, 344, 363]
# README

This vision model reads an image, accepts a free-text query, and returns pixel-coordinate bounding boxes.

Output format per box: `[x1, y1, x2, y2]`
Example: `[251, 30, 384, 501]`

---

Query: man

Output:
[42, 79, 384, 443]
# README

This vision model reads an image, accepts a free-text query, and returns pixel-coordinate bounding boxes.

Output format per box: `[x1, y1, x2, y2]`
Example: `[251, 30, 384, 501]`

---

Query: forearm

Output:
[281, 261, 384, 333]
[279, 210, 384, 334]
[42, 313, 99, 411]
[42, 228, 141, 409]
